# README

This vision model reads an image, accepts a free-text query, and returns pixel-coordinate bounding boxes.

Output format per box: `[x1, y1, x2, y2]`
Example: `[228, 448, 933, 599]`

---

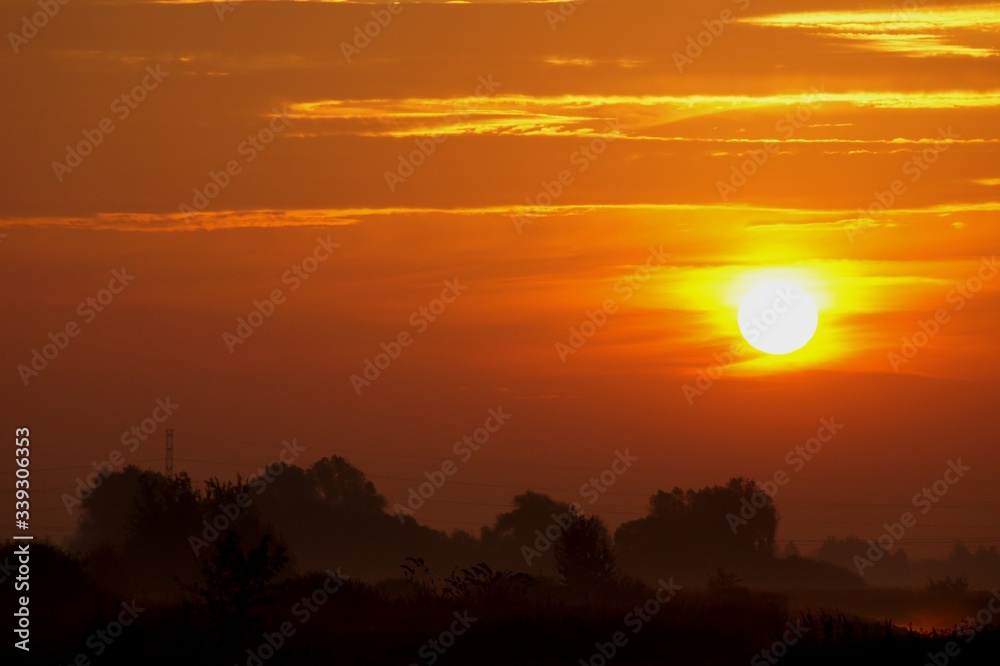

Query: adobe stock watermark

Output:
[672, 0, 752, 73]
[34, 600, 144, 659]
[393, 406, 512, 522]
[11, 546, 29, 651]
[716, 86, 825, 201]
[340, 0, 404, 63]
[739, 282, 818, 355]
[546, 0, 587, 30]
[578, 578, 682, 666]
[214, 0, 243, 21]
[944, 589, 1000, 665]
[61, 397, 179, 514]
[727, 417, 844, 534]
[579, 449, 639, 505]
[684, 283, 817, 404]
[853, 459, 971, 577]
[555, 246, 670, 363]
[52, 65, 168, 182]
[522, 450, 637, 566]
[189, 439, 306, 556]
[511, 118, 624, 234]
[750, 619, 810, 666]
[17, 268, 135, 386]
[178, 107, 291, 222]
[845, 126, 960, 243]
[223, 236, 340, 352]
[875, 0, 932, 36]
[408, 610, 478, 666]
[350, 278, 468, 395]
[384, 75, 501, 192]
[7, 0, 71, 54]
[681, 340, 751, 405]
[522, 506, 581, 567]
[0, 554, 16, 585]
[888, 256, 998, 372]
[236, 568, 348, 666]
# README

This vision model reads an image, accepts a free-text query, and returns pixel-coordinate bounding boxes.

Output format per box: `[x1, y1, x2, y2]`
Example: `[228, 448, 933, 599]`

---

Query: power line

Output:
[19, 435, 1000, 545]
[24, 455, 1000, 511]
[29, 458, 162, 473]
[25, 432, 1000, 488]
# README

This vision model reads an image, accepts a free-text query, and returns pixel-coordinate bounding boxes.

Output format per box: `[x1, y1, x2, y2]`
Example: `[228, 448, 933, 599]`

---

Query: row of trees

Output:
[814, 537, 1000, 589]
[10, 457, 998, 664]
[66, 457, 789, 599]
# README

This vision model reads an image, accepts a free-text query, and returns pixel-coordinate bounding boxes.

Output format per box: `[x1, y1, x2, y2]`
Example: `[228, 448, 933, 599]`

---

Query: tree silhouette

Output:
[706, 567, 746, 594]
[188, 530, 288, 616]
[555, 513, 617, 590]
[481, 491, 574, 571]
[615, 477, 778, 579]
[70, 466, 202, 597]
[308, 455, 386, 514]
[70, 465, 145, 553]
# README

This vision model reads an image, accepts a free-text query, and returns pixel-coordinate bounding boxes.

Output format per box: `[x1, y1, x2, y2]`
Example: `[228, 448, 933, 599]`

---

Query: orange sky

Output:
[1, 0, 998, 557]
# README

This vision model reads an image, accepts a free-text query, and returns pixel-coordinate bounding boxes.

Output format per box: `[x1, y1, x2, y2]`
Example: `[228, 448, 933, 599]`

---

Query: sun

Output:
[738, 282, 819, 355]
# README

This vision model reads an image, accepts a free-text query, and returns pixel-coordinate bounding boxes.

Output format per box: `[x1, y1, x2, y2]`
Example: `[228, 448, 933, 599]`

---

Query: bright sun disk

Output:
[738, 282, 819, 355]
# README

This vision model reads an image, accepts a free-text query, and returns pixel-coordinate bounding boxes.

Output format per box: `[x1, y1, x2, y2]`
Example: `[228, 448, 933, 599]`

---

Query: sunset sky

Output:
[2, 0, 998, 557]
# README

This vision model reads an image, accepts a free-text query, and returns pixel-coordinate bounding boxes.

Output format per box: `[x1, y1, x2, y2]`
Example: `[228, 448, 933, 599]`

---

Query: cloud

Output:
[743, 4, 1000, 58]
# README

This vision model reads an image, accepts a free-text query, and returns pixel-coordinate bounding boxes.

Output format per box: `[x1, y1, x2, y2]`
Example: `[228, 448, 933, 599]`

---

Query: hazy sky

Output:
[2, 0, 998, 556]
